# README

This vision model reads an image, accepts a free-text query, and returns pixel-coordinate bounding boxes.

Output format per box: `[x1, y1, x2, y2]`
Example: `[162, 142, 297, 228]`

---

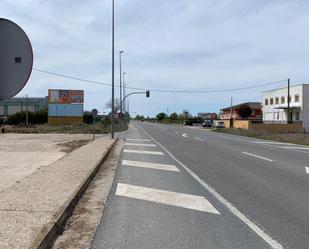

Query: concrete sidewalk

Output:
[0, 137, 116, 249]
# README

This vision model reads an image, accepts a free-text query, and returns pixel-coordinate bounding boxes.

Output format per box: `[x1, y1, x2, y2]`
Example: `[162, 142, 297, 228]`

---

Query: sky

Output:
[1, 0, 309, 117]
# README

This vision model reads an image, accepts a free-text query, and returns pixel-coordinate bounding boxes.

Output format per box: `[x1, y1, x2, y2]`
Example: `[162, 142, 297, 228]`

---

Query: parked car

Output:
[202, 119, 212, 128]
[213, 120, 225, 128]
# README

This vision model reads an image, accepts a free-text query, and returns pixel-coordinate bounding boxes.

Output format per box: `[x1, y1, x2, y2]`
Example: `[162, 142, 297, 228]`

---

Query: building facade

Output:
[0, 97, 48, 116]
[262, 84, 309, 131]
[220, 102, 262, 120]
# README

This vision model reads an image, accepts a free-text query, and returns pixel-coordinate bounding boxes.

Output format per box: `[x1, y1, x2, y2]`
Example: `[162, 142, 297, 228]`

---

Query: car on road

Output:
[213, 120, 225, 128]
[202, 119, 212, 128]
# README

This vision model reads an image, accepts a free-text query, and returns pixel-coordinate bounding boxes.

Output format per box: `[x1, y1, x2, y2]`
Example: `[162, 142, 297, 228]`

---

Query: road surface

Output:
[91, 121, 309, 249]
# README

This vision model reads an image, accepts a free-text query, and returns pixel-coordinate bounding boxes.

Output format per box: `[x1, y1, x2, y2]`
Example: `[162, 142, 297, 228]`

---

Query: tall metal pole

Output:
[230, 97, 233, 128]
[26, 94, 28, 126]
[287, 78, 291, 124]
[119, 51, 124, 128]
[123, 72, 126, 113]
[111, 0, 115, 139]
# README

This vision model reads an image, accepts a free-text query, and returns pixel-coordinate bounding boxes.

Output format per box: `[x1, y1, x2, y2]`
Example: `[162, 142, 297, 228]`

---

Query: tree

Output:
[156, 112, 167, 121]
[238, 104, 252, 118]
[170, 112, 178, 121]
[105, 98, 121, 113]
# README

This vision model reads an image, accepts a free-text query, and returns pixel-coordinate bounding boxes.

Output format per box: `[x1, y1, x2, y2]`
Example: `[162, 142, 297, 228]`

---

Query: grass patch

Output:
[214, 128, 309, 146]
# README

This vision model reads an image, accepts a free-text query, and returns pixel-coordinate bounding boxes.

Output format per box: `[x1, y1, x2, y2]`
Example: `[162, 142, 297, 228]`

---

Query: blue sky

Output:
[1, 0, 309, 117]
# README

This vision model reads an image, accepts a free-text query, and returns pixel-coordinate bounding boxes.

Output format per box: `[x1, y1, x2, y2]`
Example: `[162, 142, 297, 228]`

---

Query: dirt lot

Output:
[0, 134, 92, 192]
[215, 128, 309, 146]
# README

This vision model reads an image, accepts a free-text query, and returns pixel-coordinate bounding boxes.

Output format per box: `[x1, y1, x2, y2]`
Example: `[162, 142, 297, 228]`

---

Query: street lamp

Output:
[119, 50, 124, 128]
[111, 0, 115, 139]
[123, 72, 126, 113]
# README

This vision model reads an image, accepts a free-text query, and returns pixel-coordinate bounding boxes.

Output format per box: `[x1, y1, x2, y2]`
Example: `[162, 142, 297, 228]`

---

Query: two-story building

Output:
[262, 84, 309, 131]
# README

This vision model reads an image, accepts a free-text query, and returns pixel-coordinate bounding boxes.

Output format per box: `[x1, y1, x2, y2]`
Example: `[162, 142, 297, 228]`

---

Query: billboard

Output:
[48, 89, 84, 104]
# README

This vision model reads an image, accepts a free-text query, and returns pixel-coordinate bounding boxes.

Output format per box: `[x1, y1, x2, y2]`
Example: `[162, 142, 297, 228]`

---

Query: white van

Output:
[213, 120, 225, 128]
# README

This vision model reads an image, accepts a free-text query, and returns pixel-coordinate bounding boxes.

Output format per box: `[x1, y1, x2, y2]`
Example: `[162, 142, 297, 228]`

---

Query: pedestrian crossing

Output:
[117, 137, 220, 214]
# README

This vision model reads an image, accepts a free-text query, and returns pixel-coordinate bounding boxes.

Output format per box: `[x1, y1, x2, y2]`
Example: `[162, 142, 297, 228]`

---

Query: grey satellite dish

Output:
[0, 18, 33, 101]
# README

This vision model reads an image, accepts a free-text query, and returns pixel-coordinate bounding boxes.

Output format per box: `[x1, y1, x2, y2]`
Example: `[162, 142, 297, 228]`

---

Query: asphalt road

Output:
[91, 121, 309, 249]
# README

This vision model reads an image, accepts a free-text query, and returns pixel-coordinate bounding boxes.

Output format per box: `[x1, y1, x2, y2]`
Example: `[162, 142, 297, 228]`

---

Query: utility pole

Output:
[111, 0, 115, 139]
[25, 94, 28, 126]
[230, 97, 233, 128]
[287, 78, 291, 124]
[119, 51, 124, 128]
[123, 72, 126, 113]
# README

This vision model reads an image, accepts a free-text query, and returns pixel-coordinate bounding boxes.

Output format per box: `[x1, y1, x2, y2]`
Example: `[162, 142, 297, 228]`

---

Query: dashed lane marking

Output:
[194, 137, 204, 142]
[305, 166, 309, 174]
[138, 124, 283, 249]
[115, 183, 220, 214]
[242, 152, 274, 162]
[125, 143, 157, 147]
[123, 149, 164, 155]
[122, 160, 180, 172]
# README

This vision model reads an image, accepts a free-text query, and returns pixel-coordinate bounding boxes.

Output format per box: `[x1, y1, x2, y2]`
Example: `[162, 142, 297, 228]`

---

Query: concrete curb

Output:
[35, 138, 118, 249]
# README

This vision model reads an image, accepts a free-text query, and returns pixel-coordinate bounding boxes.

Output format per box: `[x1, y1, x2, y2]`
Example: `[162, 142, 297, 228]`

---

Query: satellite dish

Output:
[0, 18, 33, 101]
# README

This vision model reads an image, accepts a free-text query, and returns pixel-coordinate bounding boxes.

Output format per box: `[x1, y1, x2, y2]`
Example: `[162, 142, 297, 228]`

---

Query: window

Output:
[275, 97, 279, 104]
[295, 112, 300, 121]
[295, 95, 299, 102]
[270, 98, 273, 105]
[288, 96, 291, 102]
[265, 99, 268, 105]
[281, 96, 285, 104]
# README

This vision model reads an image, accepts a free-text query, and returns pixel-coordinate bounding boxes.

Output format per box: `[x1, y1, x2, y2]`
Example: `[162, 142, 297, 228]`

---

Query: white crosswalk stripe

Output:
[124, 149, 164, 155]
[125, 143, 157, 147]
[122, 160, 180, 172]
[116, 183, 220, 214]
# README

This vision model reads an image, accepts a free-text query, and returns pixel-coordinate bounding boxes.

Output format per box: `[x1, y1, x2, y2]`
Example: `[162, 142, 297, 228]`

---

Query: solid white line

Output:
[242, 152, 274, 162]
[305, 166, 309, 174]
[123, 149, 164, 155]
[125, 143, 157, 147]
[279, 146, 309, 150]
[138, 124, 283, 249]
[122, 160, 180, 172]
[116, 183, 220, 214]
[194, 137, 204, 142]
[126, 138, 151, 142]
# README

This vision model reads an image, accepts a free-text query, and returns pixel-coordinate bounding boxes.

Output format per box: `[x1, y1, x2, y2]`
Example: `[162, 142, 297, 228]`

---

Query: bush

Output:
[8, 107, 48, 125]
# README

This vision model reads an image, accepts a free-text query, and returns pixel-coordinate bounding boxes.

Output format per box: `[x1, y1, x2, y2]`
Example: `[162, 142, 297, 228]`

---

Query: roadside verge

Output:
[0, 137, 117, 249]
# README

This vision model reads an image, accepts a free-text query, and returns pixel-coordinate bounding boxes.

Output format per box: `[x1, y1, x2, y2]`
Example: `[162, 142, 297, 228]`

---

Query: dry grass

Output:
[215, 128, 309, 146]
[3, 122, 128, 134]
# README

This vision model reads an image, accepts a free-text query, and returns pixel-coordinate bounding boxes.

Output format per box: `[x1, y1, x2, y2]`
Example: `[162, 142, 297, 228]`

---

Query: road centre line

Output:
[126, 138, 151, 142]
[122, 160, 180, 172]
[116, 183, 220, 214]
[123, 149, 164, 155]
[242, 152, 274, 162]
[305, 167, 309, 174]
[125, 143, 157, 147]
[137, 124, 283, 249]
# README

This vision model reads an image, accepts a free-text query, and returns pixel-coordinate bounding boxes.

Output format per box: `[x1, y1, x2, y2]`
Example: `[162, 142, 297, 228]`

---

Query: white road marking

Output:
[242, 152, 274, 162]
[279, 146, 309, 151]
[194, 137, 204, 142]
[125, 143, 157, 147]
[122, 160, 180, 172]
[252, 141, 292, 145]
[116, 183, 220, 214]
[123, 149, 164, 155]
[126, 138, 151, 142]
[182, 133, 189, 138]
[305, 166, 309, 174]
[138, 125, 283, 249]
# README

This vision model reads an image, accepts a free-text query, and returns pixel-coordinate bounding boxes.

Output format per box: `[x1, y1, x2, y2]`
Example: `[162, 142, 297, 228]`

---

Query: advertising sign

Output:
[48, 89, 84, 104]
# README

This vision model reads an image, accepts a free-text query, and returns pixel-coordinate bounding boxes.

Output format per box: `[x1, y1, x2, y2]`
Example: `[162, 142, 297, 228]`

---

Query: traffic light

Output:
[146, 90, 150, 97]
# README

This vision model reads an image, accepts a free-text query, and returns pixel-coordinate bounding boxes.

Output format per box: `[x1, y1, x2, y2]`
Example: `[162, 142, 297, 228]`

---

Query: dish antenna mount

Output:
[0, 18, 33, 101]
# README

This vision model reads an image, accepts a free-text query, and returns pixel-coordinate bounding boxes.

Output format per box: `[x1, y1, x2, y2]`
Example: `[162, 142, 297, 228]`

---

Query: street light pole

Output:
[111, 0, 115, 139]
[123, 72, 126, 113]
[119, 51, 124, 128]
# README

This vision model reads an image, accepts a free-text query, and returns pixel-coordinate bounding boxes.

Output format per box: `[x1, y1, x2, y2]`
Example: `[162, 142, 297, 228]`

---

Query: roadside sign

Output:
[0, 18, 33, 101]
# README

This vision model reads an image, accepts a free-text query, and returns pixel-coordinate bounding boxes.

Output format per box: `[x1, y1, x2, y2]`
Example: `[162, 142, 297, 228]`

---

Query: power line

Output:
[33, 68, 287, 93]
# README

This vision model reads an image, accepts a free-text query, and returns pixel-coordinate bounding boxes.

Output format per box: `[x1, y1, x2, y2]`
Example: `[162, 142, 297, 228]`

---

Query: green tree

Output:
[170, 112, 178, 121]
[238, 104, 252, 118]
[156, 112, 167, 121]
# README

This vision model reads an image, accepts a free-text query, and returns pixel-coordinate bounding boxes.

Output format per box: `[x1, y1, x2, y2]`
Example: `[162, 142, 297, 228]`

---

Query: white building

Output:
[262, 84, 309, 131]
